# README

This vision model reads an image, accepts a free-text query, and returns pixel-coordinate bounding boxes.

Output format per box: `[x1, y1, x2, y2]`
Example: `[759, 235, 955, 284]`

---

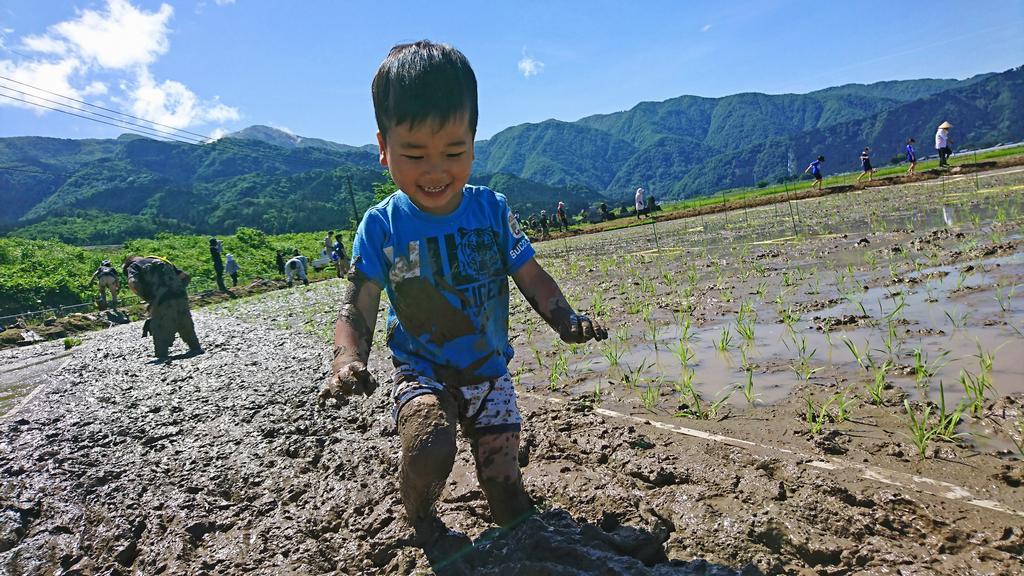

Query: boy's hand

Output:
[557, 313, 608, 343]
[320, 360, 378, 403]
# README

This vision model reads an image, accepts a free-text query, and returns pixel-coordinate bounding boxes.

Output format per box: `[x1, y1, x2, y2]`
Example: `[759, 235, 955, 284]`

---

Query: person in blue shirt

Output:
[318, 41, 607, 546]
[804, 155, 825, 191]
[905, 138, 917, 175]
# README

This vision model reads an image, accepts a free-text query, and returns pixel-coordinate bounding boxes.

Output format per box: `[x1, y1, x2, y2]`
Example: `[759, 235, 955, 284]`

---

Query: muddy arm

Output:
[322, 270, 382, 400]
[512, 258, 607, 343]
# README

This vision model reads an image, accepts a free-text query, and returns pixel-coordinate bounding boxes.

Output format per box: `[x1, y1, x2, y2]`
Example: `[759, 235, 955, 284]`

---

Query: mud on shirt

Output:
[352, 185, 535, 384]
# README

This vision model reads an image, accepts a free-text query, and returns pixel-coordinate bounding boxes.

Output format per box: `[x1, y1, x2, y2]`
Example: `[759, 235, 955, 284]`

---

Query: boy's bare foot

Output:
[413, 516, 474, 569]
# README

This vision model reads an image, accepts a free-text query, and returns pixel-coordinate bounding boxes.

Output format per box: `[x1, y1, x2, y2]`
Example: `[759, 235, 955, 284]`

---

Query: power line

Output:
[0, 92, 203, 144]
[0, 74, 215, 143]
[0, 84, 207, 145]
[0, 77, 375, 186]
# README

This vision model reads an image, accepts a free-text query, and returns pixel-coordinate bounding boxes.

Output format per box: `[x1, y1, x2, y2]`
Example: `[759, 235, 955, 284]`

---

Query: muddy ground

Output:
[2, 167, 1023, 575]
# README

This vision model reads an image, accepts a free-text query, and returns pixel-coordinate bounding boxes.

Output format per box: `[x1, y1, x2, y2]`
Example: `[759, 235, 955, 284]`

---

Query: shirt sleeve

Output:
[495, 192, 535, 274]
[351, 210, 388, 288]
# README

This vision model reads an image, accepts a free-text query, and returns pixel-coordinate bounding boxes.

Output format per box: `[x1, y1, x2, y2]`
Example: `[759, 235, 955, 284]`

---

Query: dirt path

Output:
[3, 168, 1024, 575]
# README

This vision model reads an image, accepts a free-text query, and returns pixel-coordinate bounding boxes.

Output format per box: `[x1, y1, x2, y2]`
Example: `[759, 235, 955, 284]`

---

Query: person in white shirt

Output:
[634, 187, 646, 219]
[935, 121, 953, 167]
[285, 257, 308, 287]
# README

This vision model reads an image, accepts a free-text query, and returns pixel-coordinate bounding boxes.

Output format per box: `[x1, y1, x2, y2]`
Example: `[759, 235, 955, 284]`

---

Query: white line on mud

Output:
[2, 355, 75, 421]
[524, 392, 1024, 519]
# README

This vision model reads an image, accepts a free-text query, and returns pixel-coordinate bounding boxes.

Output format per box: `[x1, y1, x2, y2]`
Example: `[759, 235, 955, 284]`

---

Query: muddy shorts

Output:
[390, 364, 522, 436]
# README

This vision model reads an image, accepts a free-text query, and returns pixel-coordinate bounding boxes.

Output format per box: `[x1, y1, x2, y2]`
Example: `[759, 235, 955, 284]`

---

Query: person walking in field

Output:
[332, 235, 348, 278]
[275, 250, 286, 276]
[123, 255, 201, 358]
[935, 121, 953, 167]
[905, 138, 917, 175]
[90, 259, 120, 310]
[634, 187, 646, 219]
[804, 155, 825, 191]
[225, 253, 240, 287]
[319, 41, 608, 553]
[539, 210, 551, 239]
[209, 237, 228, 292]
[556, 201, 569, 232]
[856, 147, 875, 182]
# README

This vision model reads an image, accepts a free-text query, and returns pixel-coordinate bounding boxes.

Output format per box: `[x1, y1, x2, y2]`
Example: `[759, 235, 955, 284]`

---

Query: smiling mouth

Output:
[421, 184, 448, 194]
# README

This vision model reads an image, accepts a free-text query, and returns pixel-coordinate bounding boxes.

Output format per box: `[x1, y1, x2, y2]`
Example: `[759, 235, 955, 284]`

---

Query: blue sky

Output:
[1, 0, 1022, 147]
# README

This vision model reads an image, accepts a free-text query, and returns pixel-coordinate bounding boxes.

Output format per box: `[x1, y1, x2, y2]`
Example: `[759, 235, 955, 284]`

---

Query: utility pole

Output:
[347, 173, 359, 230]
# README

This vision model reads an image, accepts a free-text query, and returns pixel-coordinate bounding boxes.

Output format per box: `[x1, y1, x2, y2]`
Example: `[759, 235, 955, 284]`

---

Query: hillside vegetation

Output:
[2, 67, 1021, 242]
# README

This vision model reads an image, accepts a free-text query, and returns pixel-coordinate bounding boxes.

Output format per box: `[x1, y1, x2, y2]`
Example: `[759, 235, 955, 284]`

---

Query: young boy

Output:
[319, 41, 607, 544]
[905, 138, 917, 175]
[856, 147, 874, 182]
[804, 155, 825, 191]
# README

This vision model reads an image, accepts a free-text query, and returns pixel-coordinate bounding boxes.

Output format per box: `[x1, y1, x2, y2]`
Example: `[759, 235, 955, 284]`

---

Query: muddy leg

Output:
[149, 304, 175, 357]
[472, 431, 534, 526]
[398, 393, 458, 531]
[172, 298, 201, 351]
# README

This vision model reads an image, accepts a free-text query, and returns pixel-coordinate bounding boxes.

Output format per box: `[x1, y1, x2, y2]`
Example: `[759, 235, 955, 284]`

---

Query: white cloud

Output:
[82, 81, 108, 96]
[0, 58, 84, 113]
[20, 34, 68, 55]
[50, 0, 173, 69]
[0, 0, 240, 133]
[701, 24, 712, 32]
[129, 68, 239, 129]
[517, 50, 544, 78]
[215, 0, 237, 5]
[206, 127, 229, 142]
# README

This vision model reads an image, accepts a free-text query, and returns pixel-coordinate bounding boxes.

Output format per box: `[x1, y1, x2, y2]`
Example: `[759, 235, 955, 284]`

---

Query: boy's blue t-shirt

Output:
[351, 185, 535, 384]
[810, 160, 822, 174]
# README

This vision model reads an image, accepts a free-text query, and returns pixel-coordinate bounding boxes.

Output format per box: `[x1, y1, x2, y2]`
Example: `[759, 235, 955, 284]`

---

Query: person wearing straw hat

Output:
[935, 121, 953, 167]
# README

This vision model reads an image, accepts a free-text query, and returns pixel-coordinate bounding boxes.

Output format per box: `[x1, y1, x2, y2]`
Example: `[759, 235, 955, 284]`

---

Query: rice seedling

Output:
[912, 347, 950, 382]
[843, 337, 874, 371]
[638, 377, 664, 412]
[675, 366, 695, 395]
[735, 318, 756, 342]
[934, 380, 966, 443]
[548, 352, 568, 391]
[960, 368, 991, 417]
[674, 311, 694, 341]
[876, 320, 903, 362]
[590, 291, 606, 318]
[741, 368, 757, 406]
[866, 361, 892, 406]
[715, 325, 733, 351]
[955, 267, 971, 291]
[646, 318, 660, 349]
[943, 308, 969, 329]
[755, 279, 769, 300]
[805, 395, 836, 435]
[670, 339, 694, 368]
[993, 283, 1017, 313]
[833, 389, 854, 423]
[614, 326, 630, 343]
[602, 340, 624, 369]
[903, 400, 938, 458]
[623, 357, 653, 389]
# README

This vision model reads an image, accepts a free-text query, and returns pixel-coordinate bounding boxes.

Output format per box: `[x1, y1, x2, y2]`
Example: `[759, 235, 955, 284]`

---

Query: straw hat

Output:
[938, 121, 953, 129]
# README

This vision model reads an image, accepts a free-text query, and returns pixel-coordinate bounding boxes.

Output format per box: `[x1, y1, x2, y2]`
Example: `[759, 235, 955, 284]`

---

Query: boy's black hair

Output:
[817, 155, 825, 161]
[372, 40, 478, 141]
[908, 138, 915, 144]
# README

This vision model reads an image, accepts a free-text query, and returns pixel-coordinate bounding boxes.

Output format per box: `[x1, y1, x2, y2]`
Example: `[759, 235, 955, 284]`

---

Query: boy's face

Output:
[377, 115, 474, 215]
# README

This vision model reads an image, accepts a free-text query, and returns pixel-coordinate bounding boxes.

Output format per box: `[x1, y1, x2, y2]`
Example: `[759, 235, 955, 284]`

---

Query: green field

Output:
[0, 227, 353, 317]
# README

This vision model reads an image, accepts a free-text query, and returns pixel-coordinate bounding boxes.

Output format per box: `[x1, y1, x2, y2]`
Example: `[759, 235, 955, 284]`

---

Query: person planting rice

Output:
[318, 40, 608, 551]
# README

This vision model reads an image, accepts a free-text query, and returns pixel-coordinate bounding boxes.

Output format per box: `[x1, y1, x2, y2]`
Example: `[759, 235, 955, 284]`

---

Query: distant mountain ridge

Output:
[1, 68, 1020, 243]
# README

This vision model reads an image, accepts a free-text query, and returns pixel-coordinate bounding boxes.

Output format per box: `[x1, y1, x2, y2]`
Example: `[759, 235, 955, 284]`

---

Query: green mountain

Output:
[474, 69, 1021, 200]
[0, 128, 596, 244]
[2, 68, 1020, 243]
